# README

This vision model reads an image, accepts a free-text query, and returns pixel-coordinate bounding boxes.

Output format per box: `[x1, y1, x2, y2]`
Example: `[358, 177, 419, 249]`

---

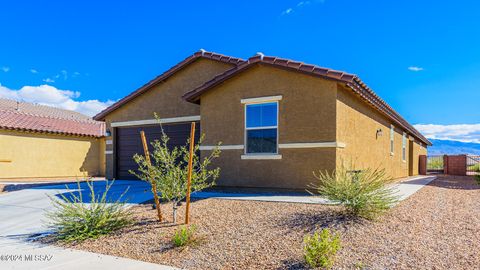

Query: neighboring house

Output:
[0, 98, 105, 179]
[94, 50, 430, 189]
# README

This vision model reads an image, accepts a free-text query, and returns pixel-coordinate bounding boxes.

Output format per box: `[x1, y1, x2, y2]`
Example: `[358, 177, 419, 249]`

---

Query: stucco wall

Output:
[0, 130, 104, 179]
[410, 140, 427, 176]
[102, 59, 235, 179]
[335, 84, 426, 179]
[200, 65, 338, 189]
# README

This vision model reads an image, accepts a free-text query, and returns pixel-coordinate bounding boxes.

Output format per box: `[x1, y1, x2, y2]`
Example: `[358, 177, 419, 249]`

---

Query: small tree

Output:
[130, 123, 221, 223]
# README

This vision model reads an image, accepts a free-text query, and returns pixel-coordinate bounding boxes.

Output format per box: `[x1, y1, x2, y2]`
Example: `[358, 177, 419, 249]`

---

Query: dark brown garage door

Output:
[115, 122, 200, 180]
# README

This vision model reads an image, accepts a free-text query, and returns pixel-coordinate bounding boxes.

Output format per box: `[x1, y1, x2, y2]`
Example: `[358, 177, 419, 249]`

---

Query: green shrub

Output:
[47, 178, 133, 243]
[172, 225, 197, 247]
[303, 229, 341, 269]
[312, 165, 399, 219]
[427, 158, 444, 170]
[475, 174, 480, 185]
[469, 163, 480, 172]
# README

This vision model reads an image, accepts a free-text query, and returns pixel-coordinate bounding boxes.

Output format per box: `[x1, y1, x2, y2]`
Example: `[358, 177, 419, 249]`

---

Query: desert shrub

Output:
[304, 229, 341, 269]
[172, 225, 197, 247]
[311, 165, 399, 219]
[427, 158, 444, 170]
[475, 174, 480, 185]
[47, 178, 133, 243]
[469, 163, 480, 172]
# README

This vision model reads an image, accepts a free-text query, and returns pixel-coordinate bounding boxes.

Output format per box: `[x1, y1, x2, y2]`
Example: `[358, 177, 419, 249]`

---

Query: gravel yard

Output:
[58, 175, 480, 269]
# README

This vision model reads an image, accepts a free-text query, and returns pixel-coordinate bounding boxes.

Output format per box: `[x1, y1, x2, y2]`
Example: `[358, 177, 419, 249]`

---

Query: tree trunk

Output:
[172, 204, 178, 224]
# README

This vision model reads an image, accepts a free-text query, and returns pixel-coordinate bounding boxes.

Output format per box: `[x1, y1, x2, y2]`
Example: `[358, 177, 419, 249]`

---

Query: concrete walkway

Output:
[0, 180, 176, 270]
[192, 175, 437, 204]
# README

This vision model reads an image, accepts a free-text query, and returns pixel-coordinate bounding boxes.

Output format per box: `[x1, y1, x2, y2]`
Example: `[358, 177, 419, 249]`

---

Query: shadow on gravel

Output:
[277, 259, 307, 270]
[276, 207, 364, 233]
[427, 175, 480, 190]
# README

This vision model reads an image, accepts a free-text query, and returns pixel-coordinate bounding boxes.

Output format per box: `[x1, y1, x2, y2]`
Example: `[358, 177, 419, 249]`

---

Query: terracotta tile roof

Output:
[93, 50, 245, 121]
[183, 54, 431, 146]
[0, 98, 105, 137]
[0, 98, 94, 121]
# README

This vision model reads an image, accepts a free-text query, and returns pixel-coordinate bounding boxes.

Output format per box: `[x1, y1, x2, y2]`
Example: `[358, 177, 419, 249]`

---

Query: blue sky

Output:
[0, 1, 479, 141]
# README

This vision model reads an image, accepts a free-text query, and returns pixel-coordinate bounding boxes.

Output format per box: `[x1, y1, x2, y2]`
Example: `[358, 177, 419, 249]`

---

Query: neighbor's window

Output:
[390, 125, 395, 155]
[402, 133, 407, 161]
[245, 102, 278, 154]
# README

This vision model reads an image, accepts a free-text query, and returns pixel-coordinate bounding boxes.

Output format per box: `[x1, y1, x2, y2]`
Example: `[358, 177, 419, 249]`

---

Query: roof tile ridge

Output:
[0, 108, 100, 125]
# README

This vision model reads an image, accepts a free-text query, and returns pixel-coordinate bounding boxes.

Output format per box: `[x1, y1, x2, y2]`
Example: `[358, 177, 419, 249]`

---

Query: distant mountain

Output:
[428, 139, 480, 155]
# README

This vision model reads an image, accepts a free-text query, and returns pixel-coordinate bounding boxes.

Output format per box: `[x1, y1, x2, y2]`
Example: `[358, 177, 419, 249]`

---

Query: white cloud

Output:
[0, 84, 114, 117]
[282, 8, 293, 15]
[43, 78, 55, 83]
[408, 66, 424, 72]
[30, 69, 38, 74]
[282, 0, 323, 15]
[297, 1, 311, 7]
[414, 124, 480, 143]
[61, 70, 68, 80]
[1, 66, 10, 72]
[73, 71, 80, 77]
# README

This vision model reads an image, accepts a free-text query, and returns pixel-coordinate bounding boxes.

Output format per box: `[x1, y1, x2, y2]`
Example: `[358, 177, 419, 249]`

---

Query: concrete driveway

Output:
[0, 180, 175, 270]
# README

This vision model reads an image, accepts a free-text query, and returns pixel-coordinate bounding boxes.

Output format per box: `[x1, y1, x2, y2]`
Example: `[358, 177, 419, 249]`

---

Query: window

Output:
[390, 125, 394, 155]
[402, 132, 407, 161]
[245, 102, 278, 154]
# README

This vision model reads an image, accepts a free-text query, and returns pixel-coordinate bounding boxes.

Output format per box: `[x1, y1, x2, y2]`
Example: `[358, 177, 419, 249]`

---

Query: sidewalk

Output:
[192, 175, 437, 204]
[0, 180, 176, 270]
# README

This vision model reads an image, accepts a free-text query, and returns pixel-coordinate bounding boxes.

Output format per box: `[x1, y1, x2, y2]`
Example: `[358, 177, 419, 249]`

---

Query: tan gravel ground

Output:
[57, 175, 480, 269]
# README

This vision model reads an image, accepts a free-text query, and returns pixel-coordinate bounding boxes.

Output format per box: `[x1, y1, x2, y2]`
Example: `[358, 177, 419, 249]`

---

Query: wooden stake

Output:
[185, 122, 196, 224]
[140, 131, 162, 222]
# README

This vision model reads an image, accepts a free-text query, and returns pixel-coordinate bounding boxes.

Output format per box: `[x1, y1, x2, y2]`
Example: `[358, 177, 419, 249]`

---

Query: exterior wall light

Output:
[376, 128, 383, 139]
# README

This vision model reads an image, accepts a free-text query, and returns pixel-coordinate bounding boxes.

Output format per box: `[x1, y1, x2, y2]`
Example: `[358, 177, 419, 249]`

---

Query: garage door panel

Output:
[115, 122, 200, 180]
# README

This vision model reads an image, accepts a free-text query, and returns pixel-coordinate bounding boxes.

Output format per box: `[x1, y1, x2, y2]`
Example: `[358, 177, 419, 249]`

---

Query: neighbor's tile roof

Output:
[183, 54, 431, 146]
[93, 50, 245, 120]
[0, 98, 105, 137]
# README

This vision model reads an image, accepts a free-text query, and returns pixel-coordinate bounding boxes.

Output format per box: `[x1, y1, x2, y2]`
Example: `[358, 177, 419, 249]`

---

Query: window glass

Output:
[245, 102, 278, 154]
[246, 129, 277, 153]
[246, 102, 277, 128]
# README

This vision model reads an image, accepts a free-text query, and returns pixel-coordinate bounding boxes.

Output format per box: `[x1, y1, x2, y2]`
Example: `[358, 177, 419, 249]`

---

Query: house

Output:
[94, 50, 430, 189]
[0, 98, 105, 180]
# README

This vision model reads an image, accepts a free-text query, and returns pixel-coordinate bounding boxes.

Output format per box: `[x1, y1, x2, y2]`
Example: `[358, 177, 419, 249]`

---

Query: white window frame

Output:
[390, 125, 395, 156]
[402, 132, 407, 162]
[244, 100, 279, 156]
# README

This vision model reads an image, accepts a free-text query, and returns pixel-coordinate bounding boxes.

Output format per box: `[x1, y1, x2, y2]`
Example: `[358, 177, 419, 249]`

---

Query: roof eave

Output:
[183, 54, 431, 146]
[94, 51, 244, 121]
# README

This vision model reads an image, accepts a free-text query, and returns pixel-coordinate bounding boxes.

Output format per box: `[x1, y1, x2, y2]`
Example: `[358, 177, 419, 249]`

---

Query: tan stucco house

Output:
[0, 98, 105, 180]
[94, 50, 430, 189]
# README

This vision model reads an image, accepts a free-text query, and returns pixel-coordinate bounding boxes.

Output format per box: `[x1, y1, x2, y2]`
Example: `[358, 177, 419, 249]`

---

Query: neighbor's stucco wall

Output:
[200, 65, 338, 189]
[0, 130, 104, 179]
[102, 58, 235, 179]
[335, 84, 426, 179]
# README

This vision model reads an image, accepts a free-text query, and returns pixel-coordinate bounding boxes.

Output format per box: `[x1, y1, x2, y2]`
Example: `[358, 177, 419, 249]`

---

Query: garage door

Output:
[115, 122, 200, 180]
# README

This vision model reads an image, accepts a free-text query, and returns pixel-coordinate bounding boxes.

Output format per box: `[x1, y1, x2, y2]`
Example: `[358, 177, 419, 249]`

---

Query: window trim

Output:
[244, 100, 279, 156]
[390, 125, 395, 156]
[241, 95, 282, 104]
[402, 132, 407, 162]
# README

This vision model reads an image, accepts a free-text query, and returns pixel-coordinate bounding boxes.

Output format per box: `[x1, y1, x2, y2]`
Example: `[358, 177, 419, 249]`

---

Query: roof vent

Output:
[199, 48, 206, 56]
[256, 52, 265, 60]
